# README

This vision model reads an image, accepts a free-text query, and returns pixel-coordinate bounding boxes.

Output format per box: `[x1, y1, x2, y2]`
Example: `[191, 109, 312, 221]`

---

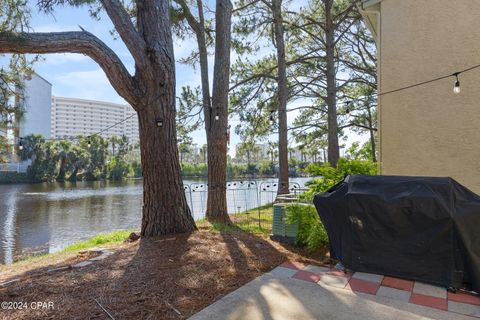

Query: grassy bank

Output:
[61, 230, 135, 252]
[9, 230, 135, 266]
[9, 205, 274, 266]
[200, 204, 274, 235]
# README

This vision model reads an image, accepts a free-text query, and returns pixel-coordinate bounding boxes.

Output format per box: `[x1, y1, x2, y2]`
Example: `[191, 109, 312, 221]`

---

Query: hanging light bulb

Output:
[345, 101, 352, 114]
[87, 137, 91, 148]
[18, 137, 23, 151]
[453, 73, 461, 94]
[215, 113, 219, 121]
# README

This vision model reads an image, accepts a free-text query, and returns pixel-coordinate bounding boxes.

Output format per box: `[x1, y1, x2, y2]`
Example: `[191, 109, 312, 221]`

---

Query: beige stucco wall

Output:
[378, 0, 480, 193]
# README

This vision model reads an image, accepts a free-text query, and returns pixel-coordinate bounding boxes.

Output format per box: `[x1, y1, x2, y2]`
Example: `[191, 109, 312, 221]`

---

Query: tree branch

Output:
[100, 0, 148, 70]
[173, 0, 201, 34]
[0, 31, 140, 105]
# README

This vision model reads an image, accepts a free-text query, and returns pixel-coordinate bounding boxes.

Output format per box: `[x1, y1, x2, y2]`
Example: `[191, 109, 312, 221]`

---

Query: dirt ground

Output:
[0, 228, 329, 319]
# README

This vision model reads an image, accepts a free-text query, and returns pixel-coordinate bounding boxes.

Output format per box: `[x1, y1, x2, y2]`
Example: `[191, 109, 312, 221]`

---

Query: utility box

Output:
[270, 203, 298, 245]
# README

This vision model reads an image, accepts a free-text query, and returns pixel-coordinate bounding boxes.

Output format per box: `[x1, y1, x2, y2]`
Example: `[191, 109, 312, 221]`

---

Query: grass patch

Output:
[200, 204, 274, 235]
[6, 229, 135, 266]
[61, 230, 134, 253]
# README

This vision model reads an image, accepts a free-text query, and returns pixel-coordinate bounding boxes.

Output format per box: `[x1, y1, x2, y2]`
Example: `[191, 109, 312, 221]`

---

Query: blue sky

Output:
[2, 1, 366, 157]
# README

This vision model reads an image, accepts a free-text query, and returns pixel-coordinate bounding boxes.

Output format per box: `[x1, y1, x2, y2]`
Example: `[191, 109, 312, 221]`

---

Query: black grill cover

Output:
[313, 175, 480, 291]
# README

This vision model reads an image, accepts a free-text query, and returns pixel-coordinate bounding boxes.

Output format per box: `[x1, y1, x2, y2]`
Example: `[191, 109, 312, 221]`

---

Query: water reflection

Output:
[0, 178, 311, 264]
[1, 188, 18, 264]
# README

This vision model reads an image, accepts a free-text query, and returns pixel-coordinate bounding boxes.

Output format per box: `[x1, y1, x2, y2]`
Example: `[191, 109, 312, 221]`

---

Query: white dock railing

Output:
[0, 161, 30, 173]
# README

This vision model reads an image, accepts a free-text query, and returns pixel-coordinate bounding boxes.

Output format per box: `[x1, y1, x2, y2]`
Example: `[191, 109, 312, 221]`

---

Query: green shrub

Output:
[181, 163, 207, 177]
[285, 203, 328, 251]
[108, 157, 131, 180]
[0, 172, 32, 184]
[302, 158, 379, 201]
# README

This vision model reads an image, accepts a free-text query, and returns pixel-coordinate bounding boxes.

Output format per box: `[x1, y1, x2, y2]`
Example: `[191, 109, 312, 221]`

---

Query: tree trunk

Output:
[137, 93, 197, 236]
[206, 0, 232, 223]
[68, 166, 78, 181]
[57, 156, 66, 182]
[325, 0, 340, 167]
[272, 0, 289, 195]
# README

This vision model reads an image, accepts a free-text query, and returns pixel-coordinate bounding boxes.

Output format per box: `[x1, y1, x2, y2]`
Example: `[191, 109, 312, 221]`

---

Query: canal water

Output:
[0, 177, 312, 264]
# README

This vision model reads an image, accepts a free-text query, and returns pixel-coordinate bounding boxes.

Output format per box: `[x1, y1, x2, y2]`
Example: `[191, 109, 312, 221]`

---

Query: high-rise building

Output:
[51, 96, 139, 142]
[19, 73, 52, 139]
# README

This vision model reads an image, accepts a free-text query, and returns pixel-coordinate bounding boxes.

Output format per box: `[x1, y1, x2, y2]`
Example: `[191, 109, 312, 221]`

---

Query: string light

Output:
[345, 101, 352, 114]
[87, 137, 91, 148]
[5, 62, 480, 146]
[18, 137, 23, 151]
[156, 118, 163, 127]
[453, 72, 461, 94]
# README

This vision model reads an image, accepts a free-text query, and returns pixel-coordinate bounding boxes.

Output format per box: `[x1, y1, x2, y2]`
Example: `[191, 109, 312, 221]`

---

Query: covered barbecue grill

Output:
[313, 174, 480, 292]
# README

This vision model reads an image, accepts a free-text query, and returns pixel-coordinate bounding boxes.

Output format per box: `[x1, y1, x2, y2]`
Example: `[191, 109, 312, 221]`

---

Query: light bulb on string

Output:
[215, 113, 220, 121]
[345, 101, 352, 114]
[87, 137, 91, 148]
[18, 137, 23, 151]
[453, 72, 461, 94]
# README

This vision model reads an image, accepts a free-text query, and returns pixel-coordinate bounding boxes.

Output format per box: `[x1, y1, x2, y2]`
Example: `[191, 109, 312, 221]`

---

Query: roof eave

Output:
[358, 0, 381, 42]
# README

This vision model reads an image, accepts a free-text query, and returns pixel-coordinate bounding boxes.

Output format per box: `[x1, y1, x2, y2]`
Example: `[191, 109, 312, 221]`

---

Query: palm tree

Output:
[56, 140, 73, 182]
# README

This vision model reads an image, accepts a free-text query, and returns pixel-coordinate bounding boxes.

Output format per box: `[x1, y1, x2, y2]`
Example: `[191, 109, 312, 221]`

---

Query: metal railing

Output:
[0, 162, 29, 173]
[185, 180, 308, 231]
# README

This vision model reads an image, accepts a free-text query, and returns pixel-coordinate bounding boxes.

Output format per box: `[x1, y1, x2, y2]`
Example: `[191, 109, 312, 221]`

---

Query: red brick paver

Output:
[382, 276, 414, 292]
[283, 262, 479, 318]
[293, 270, 322, 283]
[348, 278, 380, 295]
[448, 292, 480, 306]
[409, 293, 448, 311]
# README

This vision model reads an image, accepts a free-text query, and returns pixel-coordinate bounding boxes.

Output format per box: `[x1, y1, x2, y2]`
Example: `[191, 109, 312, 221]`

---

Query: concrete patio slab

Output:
[413, 282, 447, 299]
[189, 272, 472, 320]
[377, 286, 411, 302]
[267, 266, 298, 278]
[318, 274, 349, 289]
[303, 265, 330, 274]
[448, 301, 480, 318]
[352, 272, 384, 284]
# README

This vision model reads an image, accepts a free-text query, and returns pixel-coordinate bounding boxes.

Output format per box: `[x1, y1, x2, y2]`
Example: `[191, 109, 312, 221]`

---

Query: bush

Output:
[0, 172, 32, 184]
[181, 163, 208, 177]
[302, 158, 378, 201]
[285, 203, 328, 251]
[108, 157, 130, 180]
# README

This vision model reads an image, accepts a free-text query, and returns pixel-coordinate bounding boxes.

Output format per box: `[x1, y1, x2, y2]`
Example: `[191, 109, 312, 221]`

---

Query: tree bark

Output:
[207, 0, 233, 223]
[272, 0, 289, 195]
[175, 0, 232, 223]
[325, 0, 340, 167]
[137, 93, 196, 236]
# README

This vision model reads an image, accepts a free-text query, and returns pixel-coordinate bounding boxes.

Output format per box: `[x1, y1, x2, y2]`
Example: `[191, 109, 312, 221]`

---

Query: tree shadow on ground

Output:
[0, 228, 326, 320]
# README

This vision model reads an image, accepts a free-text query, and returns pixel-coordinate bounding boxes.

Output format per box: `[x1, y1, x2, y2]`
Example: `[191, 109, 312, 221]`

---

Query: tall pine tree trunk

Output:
[176, 0, 232, 223]
[325, 0, 340, 167]
[206, 0, 232, 223]
[272, 0, 289, 195]
[137, 89, 196, 236]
